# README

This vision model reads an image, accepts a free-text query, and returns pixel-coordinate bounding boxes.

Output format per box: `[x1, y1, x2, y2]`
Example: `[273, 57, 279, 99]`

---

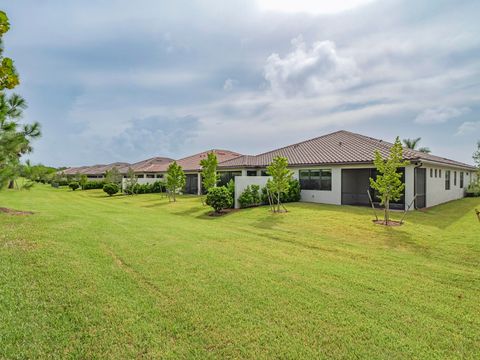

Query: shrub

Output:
[282, 178, 301, 202]
[83, 180, 105, 190]
[238, 185, 261, 208]
[226, 179, 235, 208]
[466, 182, 480, 197]
[206, 186, 232, 213]
[68, 181, 79, 191]
[261, 178, 301, 204]
[103, 183, 119, 196]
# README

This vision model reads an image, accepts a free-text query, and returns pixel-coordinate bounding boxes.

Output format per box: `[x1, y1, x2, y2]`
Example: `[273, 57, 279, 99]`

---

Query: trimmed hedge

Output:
[124, 181, 166, 195]
[83, 181, 105, 190]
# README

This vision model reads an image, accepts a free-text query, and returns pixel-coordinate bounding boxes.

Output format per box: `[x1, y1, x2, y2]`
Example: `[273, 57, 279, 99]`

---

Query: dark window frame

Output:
[460, 172, 464, 188]
[454, 171, 457, 186]
[430, 168, 433, 178]
[445, 170, 450, 190]
[299, 169, 332, 191]
[435, 169, 438, 178]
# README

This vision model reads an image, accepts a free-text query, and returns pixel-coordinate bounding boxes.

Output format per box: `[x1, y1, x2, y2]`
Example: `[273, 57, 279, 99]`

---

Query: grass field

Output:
[1, 184, 479, 359]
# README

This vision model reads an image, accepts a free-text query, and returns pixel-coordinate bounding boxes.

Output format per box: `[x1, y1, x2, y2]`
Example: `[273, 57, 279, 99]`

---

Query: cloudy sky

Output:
[3, 0, 480, 166]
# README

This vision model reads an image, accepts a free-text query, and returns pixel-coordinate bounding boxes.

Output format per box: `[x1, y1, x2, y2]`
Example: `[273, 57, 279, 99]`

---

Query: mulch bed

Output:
[0, 207, 34, 216]
[208, 208, 240, 217]
[372, 219, 402, 226]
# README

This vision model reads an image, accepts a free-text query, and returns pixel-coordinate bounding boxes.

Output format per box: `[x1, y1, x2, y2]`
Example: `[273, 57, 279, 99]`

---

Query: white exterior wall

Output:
[422, 164, 472, 208]
[297, 167, 342, 205]
[234, 176, 271, 209]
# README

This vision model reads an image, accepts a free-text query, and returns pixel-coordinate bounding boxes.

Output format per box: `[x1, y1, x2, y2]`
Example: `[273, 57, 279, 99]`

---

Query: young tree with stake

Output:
[166, 161, 186, 202]
[266, 156, 293, 213]
[369, 137, 409, 225]
[200, 152, 219, 200]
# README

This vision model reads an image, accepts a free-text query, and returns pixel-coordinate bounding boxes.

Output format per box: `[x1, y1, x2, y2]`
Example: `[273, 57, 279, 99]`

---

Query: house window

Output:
[218, 171, 242, 186]
[439, 169, 442, 178]
[435, 169, 438, 178]
[146, 174, 155, 178]
[137, 174, 144, 179]
[430, 168, 433, 178]
[453, 171, 457, 186]
[460, 172, 464, 188]
[445, 170, 450, 190]
[299, 169, 332, 191]
[247, 170, 257, 176]
[156, 174, 163, 178]
[260, 170, 269, 176]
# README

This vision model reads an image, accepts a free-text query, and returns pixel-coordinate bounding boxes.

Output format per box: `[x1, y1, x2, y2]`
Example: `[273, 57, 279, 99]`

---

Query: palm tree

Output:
[402, 137, 431, 154]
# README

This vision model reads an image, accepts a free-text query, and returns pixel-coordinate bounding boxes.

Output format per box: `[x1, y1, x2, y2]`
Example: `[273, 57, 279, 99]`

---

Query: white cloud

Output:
[264, 36, 360, 97]
[223, 78, 238, 91]
[456, 121, 480, 136]
[414, 107, 470, 125]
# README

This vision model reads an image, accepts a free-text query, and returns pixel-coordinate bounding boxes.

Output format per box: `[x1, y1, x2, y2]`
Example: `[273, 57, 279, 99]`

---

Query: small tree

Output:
[103, 183, 119, 197]
[200, 152, 219, 198]
[124, 167, 138, 195]
[166, 161, 186, 202]
[473, 141, 480, 184]
[69, 181, 79, 191]
[79, 174, 88, 190]
[266, 156, 293, 213]
[206, 186, 232, 213]
[105, 166, 122, 186]
[369, 137, 409, 224]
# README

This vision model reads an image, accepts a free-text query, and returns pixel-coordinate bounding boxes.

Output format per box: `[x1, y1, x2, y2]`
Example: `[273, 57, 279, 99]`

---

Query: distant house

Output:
[217, 130, 477, 209]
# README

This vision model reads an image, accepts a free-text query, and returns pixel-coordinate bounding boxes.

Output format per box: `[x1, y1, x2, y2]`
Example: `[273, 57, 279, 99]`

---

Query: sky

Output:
[2, 0, 480, 167]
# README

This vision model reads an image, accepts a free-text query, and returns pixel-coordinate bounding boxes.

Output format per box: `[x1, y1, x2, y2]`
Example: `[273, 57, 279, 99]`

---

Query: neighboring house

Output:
[173, 149, 243, 194]
[218, 130, 477, 209]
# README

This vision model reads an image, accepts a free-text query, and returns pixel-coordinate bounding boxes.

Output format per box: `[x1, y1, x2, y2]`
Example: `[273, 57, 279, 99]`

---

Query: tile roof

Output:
[130, 157, 175, 173]
[218, 130, 476, 170]
[176, 149, 243, 172]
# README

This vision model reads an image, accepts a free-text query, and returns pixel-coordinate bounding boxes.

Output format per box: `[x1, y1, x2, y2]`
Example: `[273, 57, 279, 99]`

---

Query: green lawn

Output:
[1, 185, 479, 359]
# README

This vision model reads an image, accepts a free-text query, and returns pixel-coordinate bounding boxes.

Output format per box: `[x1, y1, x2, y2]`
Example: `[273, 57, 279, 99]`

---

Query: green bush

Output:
[261, 178, 301, 204]
[206, 186, 232, 213]
[238, 185, 261, 208]
[68, 181, 79, 191]
[226, 179, 235, 208]
[83, 181, 105, 190]
[103, 183, 119, 197]
[124, 180, 165, 195]
[466, 182, 480, 197]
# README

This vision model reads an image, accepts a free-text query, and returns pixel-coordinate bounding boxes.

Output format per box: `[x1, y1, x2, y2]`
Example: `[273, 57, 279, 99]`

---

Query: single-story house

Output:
[119, 150, 242, 194]
[217, 130, 477, 210]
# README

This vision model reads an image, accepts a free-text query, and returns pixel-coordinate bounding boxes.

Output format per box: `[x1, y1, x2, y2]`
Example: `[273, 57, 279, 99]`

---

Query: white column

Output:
[404, 165, 415, 211]
[197, 173, 202, 195]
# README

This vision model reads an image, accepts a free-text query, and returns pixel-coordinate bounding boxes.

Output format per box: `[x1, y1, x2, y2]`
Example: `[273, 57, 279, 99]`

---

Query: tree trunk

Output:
[385, 199, 389, 225]
[277, 191, 281, 213]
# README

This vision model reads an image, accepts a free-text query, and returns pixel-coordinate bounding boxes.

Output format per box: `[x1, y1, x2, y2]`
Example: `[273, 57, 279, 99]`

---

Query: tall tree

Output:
[200, 152, 219, 197]
[370, 137, 410, 225]
[266, 156, 293, 213]
[0, 11, 40, 191]
[166, 161, 186, 202]
[402, 137, 431, 154]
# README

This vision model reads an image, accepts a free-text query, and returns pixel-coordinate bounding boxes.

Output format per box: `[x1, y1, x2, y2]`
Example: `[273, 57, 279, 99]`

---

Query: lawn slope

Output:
[1, 185, 479, 359]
